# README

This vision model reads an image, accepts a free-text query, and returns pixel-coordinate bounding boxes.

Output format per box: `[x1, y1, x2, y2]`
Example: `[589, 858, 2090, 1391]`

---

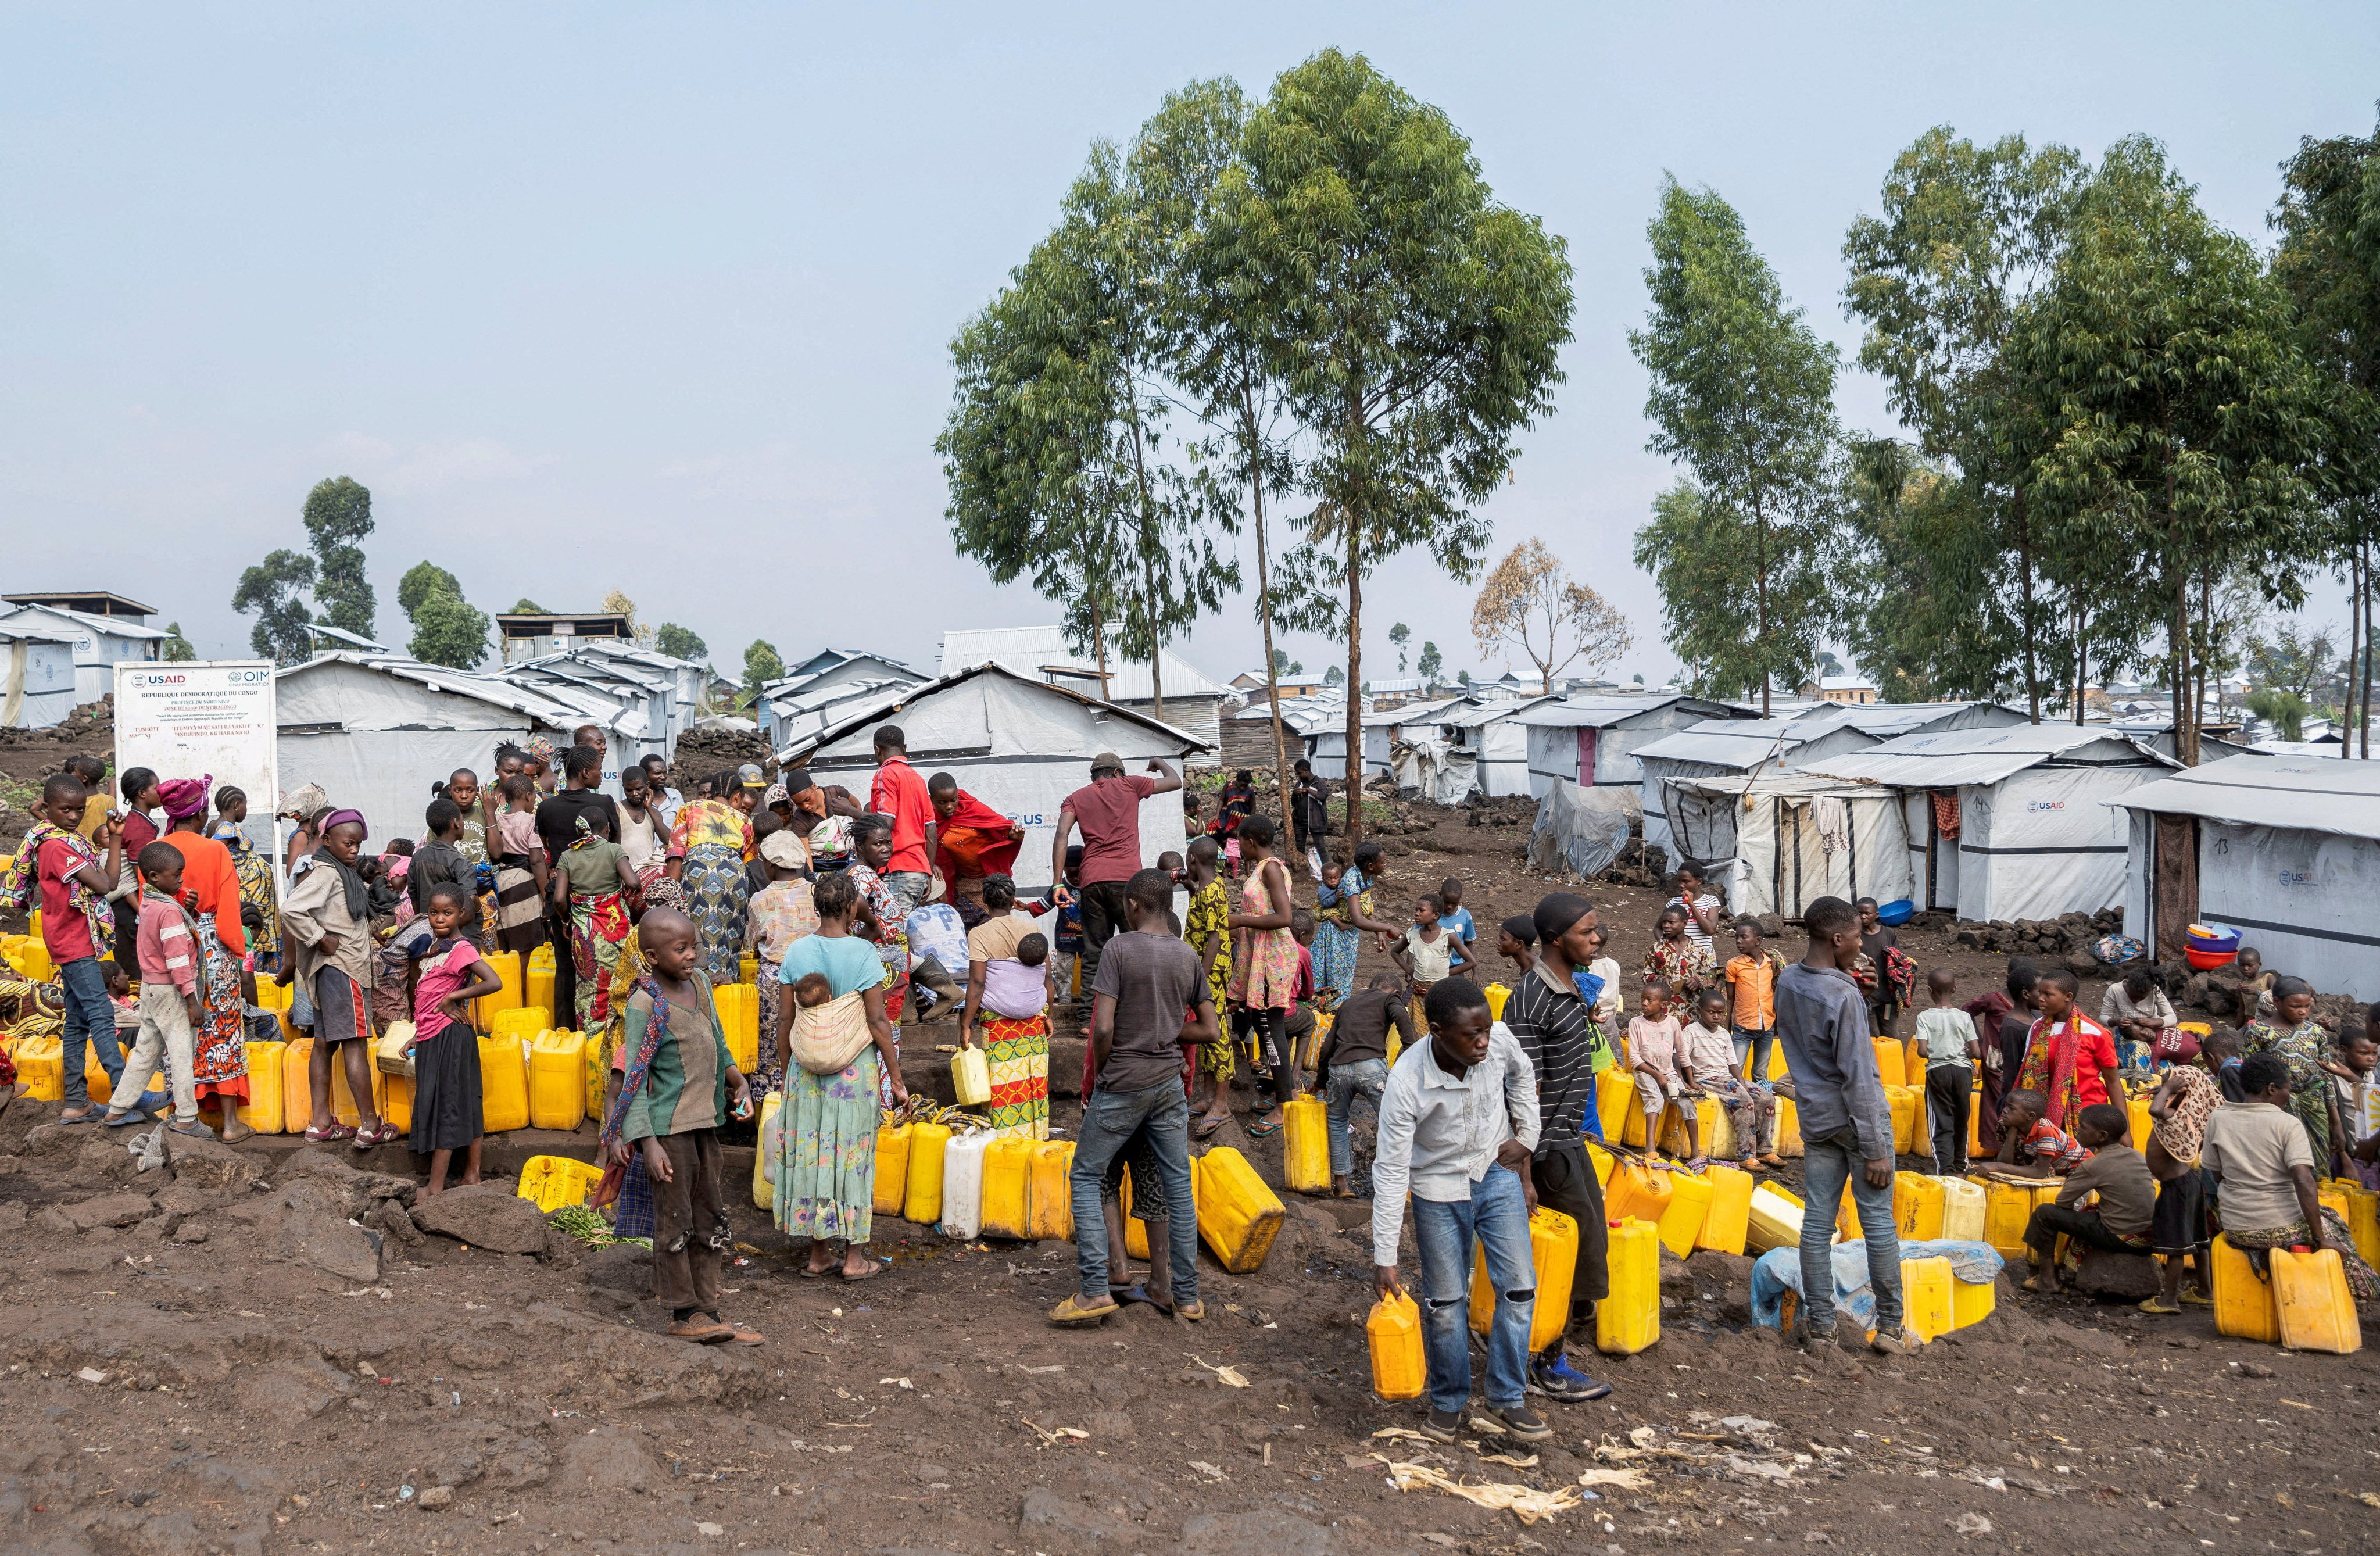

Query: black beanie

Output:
[1533, 892, 1594, 945]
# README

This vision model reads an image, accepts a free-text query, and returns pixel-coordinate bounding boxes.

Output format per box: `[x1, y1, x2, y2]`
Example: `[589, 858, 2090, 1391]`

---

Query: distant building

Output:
[1230, 667, 1330, 700]
[0, 591, 166, 703]
[1801, 674, 1879, 706]
[940, 627, 1230, 765]
[495, 610, 635, 664]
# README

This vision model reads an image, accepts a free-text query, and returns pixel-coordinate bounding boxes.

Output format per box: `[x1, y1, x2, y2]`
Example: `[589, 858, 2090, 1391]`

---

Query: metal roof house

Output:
[939, 627, 1229, 764]
[758, 649, 926, 749]
[2111, 756, 2380, 995]
[1796, 725, 2176, 924]
[1307, 696, 1473, 784]
[495, 610, 635, 664]
[1511, 693, 1749, 813]
[0, 597, 167, 704]
[1662, 770, 1917, 921]
[0, 621, 82, 729]
[1430, 696, 1559, 798]
[776, 663, 1209, 893]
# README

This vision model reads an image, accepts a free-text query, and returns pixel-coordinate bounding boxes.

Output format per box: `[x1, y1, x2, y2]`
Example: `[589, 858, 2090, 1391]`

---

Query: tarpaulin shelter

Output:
[2111, 754, 2380, 996]
[1513, 693, 1748, 809]
[1798, 725, 2175, 923]
[1661, 771, 1915, 921]
[1390, 738, 1477, 804]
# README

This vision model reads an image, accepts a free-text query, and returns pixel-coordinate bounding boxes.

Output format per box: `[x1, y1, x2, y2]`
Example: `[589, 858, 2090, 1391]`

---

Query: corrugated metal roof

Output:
[280, 653, 625, 729]
[1797, 724, 2173, 788]
[937, 626, 1227, 701]
[1362, 695, 1474, 728]
[2111, 754, 2380, 842]
[1832, 700, 2023, 736]
[777, 662, 1209, 763]
[1435, 695, 1557, 730]
[1511, 693, 1739, 729]
[0, 602, 169, 642]
[1635, 714, 1873, 768]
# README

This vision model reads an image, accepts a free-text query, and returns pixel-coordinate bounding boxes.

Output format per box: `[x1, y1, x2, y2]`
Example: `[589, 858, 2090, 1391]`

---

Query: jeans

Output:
[1412, 1165, 1534, 1412]
[884, 871, 932, 914]
[1798, 1128, 1902, 1335]
[1925, 1063, 1973, 1173]
[1324, 1057, 1387, 1177]
[1071, 1081, 1199, 1307]
[58, 956, 125, 1111]
[113, 982, 196, 1121]
[1731, 1026, 1774, 1082]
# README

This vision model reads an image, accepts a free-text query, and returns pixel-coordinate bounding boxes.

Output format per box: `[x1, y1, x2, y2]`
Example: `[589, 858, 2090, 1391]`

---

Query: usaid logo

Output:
[128, 673, 188, 688]
[2025, 799, 2067, 813]
[2278, 870, 2311, 888]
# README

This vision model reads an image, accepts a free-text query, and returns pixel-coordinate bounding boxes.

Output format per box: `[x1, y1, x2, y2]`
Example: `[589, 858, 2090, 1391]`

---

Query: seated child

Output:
[2021, 1102, 2155, 1294]
[1627, 977, 1686, 1145]
[1991, 1088, 2092, 1177]
[1677, 986, 1777, 1169]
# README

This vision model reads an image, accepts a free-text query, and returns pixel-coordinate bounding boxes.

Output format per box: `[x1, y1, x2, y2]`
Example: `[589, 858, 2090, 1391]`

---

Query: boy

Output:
[5, 775, 132, 1122]
[603, 908, 760, 1345]
[1777, 895, 1915, 1356]
[1022, 846, 1087, 1006]
[2335, 1029, 2380, 1191]
[1914, 968, 1980, 1172]
[1391, 894, 1475, 997]
[1722, 920, 1783, 1083]
[1438, 878, 1476, 951]
[2020, 1103, 2154, 1294]
[1678, 987, 1776, 1169]
[1626, 978, 1685, 1147]
[1495, 914, 1537, 979]
[1989, 1088, 2091, 1176]
[2231, 946, 2275, 1020]
[101, 840, 207, 1134]
[2211, 1025, 2248, 1103]
[1054, 868, 1212, 1326]
[1316, 972, 1418, 1197]
[1372, 977, 1549, 1444]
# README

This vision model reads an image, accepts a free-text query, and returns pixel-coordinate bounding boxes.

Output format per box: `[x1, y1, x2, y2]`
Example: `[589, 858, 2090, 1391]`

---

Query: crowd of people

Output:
[6, 734, 2380, 1419]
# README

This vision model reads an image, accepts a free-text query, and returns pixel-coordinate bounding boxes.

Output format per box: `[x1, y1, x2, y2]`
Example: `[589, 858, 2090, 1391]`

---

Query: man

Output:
[535, 746, 623, 1024]
[1052, 867, 1211, 1327]
[1289, 760, 1330, 856]
[865, 726, 936, 913]
[1050, 752, 1181, 1000]
[1778, 894, 1917, 1356]
[1373, 978, 1551, 1444]
[638, 753, 684, 827]
[1499, 891, 1615, 1403]
[927, 771, 1023, 913]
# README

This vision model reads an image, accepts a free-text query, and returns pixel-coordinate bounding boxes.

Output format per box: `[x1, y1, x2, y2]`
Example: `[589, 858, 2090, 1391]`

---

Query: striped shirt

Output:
[1503, 958, 1614, 1144]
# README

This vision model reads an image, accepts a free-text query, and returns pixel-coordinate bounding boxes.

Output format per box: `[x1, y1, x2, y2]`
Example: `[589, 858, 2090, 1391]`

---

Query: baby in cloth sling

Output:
[789, 972, 872, 1074]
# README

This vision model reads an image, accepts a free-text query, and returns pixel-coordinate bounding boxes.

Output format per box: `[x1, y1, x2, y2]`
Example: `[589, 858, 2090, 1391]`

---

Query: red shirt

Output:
[868, 756, 935, 876]
[1065, 774, 1157, 885]
[37, 836, 100, 963]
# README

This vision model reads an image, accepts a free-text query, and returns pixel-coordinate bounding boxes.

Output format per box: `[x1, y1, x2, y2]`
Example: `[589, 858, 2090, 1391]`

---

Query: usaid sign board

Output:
[114, 661, 279, 859]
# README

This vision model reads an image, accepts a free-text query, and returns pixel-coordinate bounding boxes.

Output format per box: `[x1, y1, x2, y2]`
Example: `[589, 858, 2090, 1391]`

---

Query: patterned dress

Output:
[1311, 866, 1370, 1006]
[212, 824, 280, 964]
[773, 936, 888, 1245]
[158, 831, 250, 1106]
[2242, 1018, 2336, 1164]
[670, 799, 753, 985]
[1183, 877, 1235, 1081]
[1642, 935, 1715, 999]
[1229, 864, 1300, 1013]
[561, 834, 634, 1040]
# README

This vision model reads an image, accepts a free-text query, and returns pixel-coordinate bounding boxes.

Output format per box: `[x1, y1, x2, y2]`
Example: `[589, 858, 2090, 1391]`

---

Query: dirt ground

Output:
[3, 750, 2378, 1554]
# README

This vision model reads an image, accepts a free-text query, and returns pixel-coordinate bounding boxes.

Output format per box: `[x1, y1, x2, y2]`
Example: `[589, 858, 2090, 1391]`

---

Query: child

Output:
[2142, 1051, 2222, 1313]
[1627, 976, 1686, 1145]
[2211, 1024, 2248, 1102]
[2232, 946, 2275, 1019]
[1226, 815, 1301, 1134]
[486, 774, 552, 958]
[1370, 978, 1549, 1444]
[2020, 1102, 2154, 1294]
[1437, 878, 1476, 952]
[1284, 908, 1322, 1072]
[407, 797, 478, 929]
[1316, 971, 1417, 1197]
[1391, 894, 1475, 997]
[3, 774, 130, 1122]
[1678, 986, 1776, 1169]
[2334, 1028, 2380, 1190]
[403, 883, 500, 1196]
[1496, 914, 1537, 979]
[1155, 849, 1186, 885]
[1914, 967, 1980, 1172]
[282, 808, 396, 1146]
[602, 907, 759, 1343]
[1179, 838, 1236, 1137]
[1642, 904, 1713, 1000]
[1582, 925, 1625, 1059]
[1989, 1088, 2091, 1178]
[790, 970, 833, 1008]
[99, 841, 206, 1133]
[746, 831, 820, 1086]
[1021, 846, 1086, 1006]
[1722, 921, 1783, 1082]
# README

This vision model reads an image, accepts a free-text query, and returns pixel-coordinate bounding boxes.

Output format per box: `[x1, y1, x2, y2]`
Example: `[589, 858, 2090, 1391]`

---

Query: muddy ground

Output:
[1, 746, 2376, 1553]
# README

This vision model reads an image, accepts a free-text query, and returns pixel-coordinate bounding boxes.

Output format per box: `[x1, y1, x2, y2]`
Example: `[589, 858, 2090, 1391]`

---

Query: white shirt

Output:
[1588, 956, 1625, 1023]
[1370, 1021, 1540, 1265]
[1668, 892, 1722, 959]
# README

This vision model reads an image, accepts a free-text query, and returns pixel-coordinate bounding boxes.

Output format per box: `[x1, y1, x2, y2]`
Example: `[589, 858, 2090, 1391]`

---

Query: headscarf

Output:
[159, 775, 213, 821]
[763, 781, 789, 809]
[525, 734, 559, 767]
[644, 877, 689, 911]
[281, 782, 329, 821]
[314, 807, 371, 921]
[759, 829, 809, 870]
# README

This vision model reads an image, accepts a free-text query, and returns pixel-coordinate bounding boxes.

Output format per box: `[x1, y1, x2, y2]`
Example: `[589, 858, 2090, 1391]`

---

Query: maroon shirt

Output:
[1064, 774, 1157, 886]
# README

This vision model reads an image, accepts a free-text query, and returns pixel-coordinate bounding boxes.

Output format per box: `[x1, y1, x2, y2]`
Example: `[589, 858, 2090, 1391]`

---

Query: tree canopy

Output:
[301, 477, 375, 638]
[1470, 538, 1631, 693]
[656, 623, 708, 662]
[398, 560, 491, 670]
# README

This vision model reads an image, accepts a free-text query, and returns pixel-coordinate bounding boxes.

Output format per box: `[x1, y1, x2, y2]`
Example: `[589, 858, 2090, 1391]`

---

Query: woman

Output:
[207, 786, 280, 971]
[957, 874, 1050, 1139]
[2202, 1050, 2379, 1304]
[153, 777, 254, 1142]
[111, 767, 163, 969]
[2241, 976, 2344, 1173]
[2102, 967, 2180, 1066]
[280, 809, 398, 1146]
[666, 775, 757, 985]
[1666, 863, 1723, 962]
[618, 766, 672, 890]
[844, 814, 911, 1028]
[553, 814, 642, 1045]
[1311, 840, 1400, 1007]
[1228, 815, 1301, 1138]
[1642, 905, 1713, 999]
[1967, 958, 2040, 1157]
[774, 869, 908, 1279]
[2140, 1046, 2224, 1314]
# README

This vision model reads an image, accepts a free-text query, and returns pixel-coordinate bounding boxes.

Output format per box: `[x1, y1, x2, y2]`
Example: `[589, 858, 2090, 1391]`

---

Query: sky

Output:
[5, 3, 2375, 689]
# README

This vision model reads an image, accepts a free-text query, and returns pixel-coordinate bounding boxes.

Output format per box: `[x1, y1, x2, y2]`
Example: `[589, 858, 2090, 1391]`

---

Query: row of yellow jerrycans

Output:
[470, 949, 764, 1074]
[147, 1026, 600, 1136]
[1367, 1211, 1668, 1400]
[1, 931, 55, 985]
[2209, 1226, 2363, 1354]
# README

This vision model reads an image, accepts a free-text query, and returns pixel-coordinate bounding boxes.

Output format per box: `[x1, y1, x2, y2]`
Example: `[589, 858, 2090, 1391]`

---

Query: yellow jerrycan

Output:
[1026, 1140, 1077, 1240]
[1193, 1147, 1286, 1274]
[2271, 1247, 2361, 1354]
[1281, 1094, 1331, 1194]
[873, 1121, 914, 1217]
[1367, 1291, 1426, 1401]
[1595, 1218, 1662, 1356]
[1696, 1162, 1754, 1255]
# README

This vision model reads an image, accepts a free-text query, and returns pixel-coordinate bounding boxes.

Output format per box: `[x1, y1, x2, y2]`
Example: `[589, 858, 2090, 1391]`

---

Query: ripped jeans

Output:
[1411, 1164, 1534, 1413]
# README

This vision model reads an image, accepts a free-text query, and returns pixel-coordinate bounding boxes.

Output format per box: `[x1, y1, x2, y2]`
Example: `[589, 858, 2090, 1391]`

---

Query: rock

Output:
[559, 1429, 660, 1493]
[449, 1336, 513, 1370]
[409, 1184, 550, 1255]
[423, 1449, 482, 1489]
[175, 1219, 212, 1244]
[2068, 1247, 2161, 1301]
[1178, 1509, 1338, 1556]
[417, 1485, 454, 1511]
[2063, 953, 2099, 978]
[153, 1182, 222, 1217]
[485, 1437, 552, 1491]
[1756, 913, 1784, 939]
[162, 1131, 264, 1194]
[1018, 1486, 1138, 1551]
[62, 1192, 156, 1231]
[237, 1360, 356, 1423]
[364, 1199, 423, 1247]
[275, 1148, 416, 1212]
[277, 1212, 384, 1283]
[0, 1201, 25, 1233]
[584, 1242, 654, 1296]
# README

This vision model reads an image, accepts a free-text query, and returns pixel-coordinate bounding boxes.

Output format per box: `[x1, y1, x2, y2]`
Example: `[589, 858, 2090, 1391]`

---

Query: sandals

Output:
[2138, 1297, 2181, 1315]
[1246, 1115, 1283, 1139]
[1191, 1113, 1231, 1141]
[1115, 1284, 1174, 1315]
[164, 1119, 216, 1139]
[841, 1258, 888, 1283]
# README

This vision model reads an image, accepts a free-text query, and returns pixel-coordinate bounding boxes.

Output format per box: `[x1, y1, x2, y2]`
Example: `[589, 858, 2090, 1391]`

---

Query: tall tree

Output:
[1240, 49, 1573, 839]
[2014, 137, 2325, 763]
[1388, 622, 1411, 675]
[2272, 115, 2380, 757]
[1842, 130, 2084, 718]
[301, 477, 375, 638]
[231, 549, 318, 666]
[743, 639, 785, 700]
[398, 561, 490, 670]
[1416, 639, 1442, 684]
[1631, 179, 1839, 711]
[655, 623, 708, 662]
[159, 622, 196, 662]
[1469, 537, 1632, 693]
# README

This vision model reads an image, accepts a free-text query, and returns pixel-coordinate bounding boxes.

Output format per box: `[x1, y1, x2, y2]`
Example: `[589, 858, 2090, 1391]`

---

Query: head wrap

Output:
[159, 775, 213, 821]
[280, 782, 330, 821]
[319, 807, 368, 840]
[781, 767, 815, 796]
[763, 781, 789, 808]
[1532, 892, 1595, 946]
[1500, 913, 1538, 948]
[759, 829, 808, 870]
[525, 734, 559, 766]
[644, 877, 688, 911]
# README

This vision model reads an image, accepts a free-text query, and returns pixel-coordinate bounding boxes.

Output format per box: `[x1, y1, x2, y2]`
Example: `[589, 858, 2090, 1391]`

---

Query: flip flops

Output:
[1115, 1284, 1174, 1315]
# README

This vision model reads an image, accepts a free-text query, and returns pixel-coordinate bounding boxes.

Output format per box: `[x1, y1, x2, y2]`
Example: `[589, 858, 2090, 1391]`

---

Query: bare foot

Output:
[459, 1170, 482, 1186]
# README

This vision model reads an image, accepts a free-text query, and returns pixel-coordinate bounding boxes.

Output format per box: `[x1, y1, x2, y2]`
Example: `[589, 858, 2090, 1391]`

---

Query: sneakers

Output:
[1866, 1324, 1925, 1356]
[1047, 1293, 1119, 1327]
[1526, 1354, 1613, 1403]
[1473, 1403, 1554, 1442]
[1415, 1407, 1463, 1444]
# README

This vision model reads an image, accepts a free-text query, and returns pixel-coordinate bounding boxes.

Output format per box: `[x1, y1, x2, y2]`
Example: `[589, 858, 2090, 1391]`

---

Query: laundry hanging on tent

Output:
[1930, 791, 1961, 839]
[1811, 796, 1851, 855]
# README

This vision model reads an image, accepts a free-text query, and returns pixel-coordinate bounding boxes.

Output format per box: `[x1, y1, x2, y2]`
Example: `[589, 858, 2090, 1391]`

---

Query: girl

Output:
[844, 815, 910, 1026]
[1642, 904, 1713, 1000]
[744, 830, 819, 1089]
[1391, 893, 1474, 997]
[485, 774, 550, 957]
[1182, 838, 1236, 1138]
[553, 814, 641, 1047]
[2240, 976, 2343, 1174]
[403, 883, 499, 1196]
[1227, 814, 1300, 1136]
[209, 785, 279, 972]
[1666, 863, 1723, 961]
[1310, 842, 1401, 1009]
[153, 776, 255, 1142]
[774, 870, 907, 1279]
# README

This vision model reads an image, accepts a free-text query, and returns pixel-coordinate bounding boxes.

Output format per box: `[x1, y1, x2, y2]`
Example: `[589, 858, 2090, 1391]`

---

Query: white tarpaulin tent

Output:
[1798, 725, 2175, 924]
[1513, 693, 1751, 811]
[1434, 696, 1554, 797]
[1307, 696, 1468, 782]
[2112, 755, 2380, 999]
[776, 664, 1207, 892]
[1663, 772, 1915, 920]
[1527, 779, 1638, 880]
[1390, 738, 1477, 804]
